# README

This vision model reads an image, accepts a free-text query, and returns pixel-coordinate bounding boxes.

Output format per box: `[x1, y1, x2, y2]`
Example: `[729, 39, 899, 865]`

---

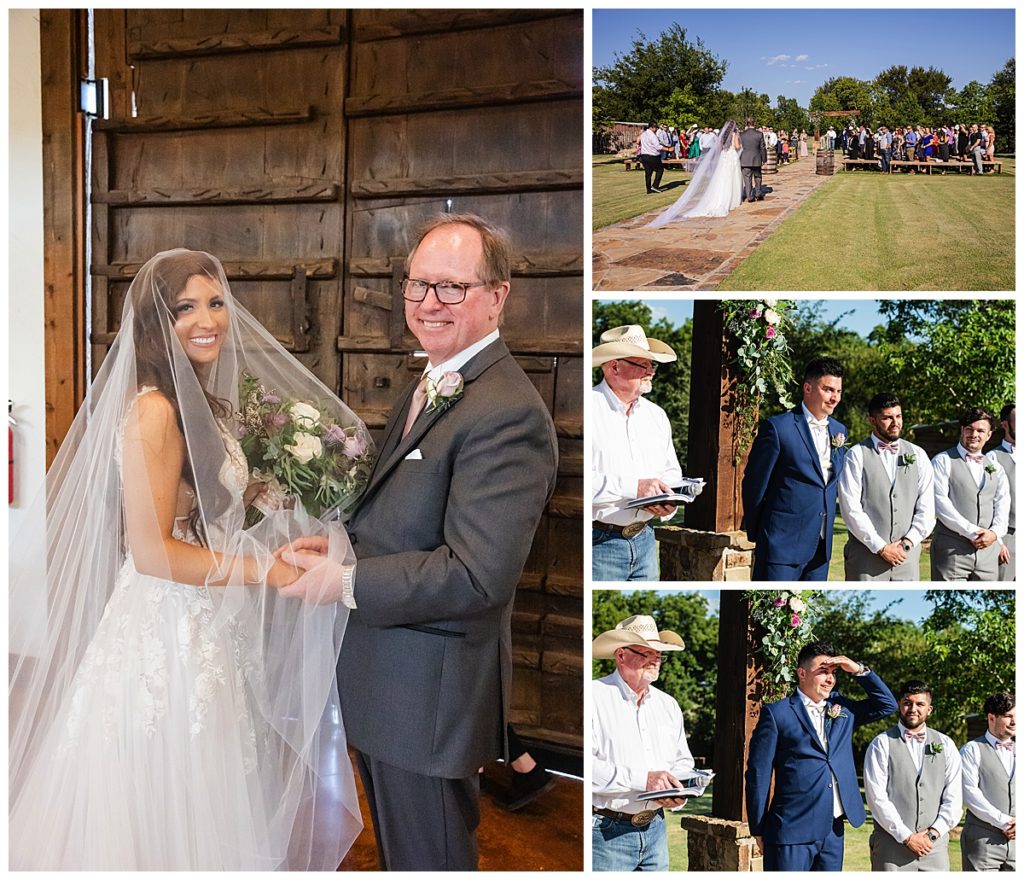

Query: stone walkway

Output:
[593, 155, 834, 291]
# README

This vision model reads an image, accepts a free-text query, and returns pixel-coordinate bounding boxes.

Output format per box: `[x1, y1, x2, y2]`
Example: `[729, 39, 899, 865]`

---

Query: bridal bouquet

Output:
[237, 371, 374, 523]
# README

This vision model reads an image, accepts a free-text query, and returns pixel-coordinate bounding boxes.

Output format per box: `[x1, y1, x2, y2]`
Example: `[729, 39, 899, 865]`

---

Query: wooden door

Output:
[90, 8, 583, 752]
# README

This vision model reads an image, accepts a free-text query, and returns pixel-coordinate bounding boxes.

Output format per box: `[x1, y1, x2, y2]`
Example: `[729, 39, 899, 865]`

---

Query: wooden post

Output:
[685, 301, 747, 533]
[711, 591, 764, 821]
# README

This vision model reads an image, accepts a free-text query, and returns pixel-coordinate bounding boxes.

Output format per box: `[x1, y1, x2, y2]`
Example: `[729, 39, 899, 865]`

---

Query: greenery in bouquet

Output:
[236, 371, 374, 524]
[719, 299, 796, 464]
[745, 589, 821, 703]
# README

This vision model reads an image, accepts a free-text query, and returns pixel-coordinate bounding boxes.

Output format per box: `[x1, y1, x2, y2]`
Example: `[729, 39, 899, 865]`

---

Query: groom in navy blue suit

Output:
[742, 357, 848, 580]
[746, 642, 897, 871]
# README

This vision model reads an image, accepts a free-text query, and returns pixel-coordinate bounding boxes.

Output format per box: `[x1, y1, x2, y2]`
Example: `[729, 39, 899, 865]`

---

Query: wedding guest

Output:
[956, 124, 970, 160]
[892, 128, 906, 163]
[879, 126, 893, 172]
[938, 127, 951, 163]
[864, 682, 962, 871]
[904, 125, 919, 162]
[826, 126, 836, 150]
[746, 642, 897, 871]
[668, 126, 681, 159]
[969, 124, 985, 174]
[799, 130, 809, 158]
[687, 125, 701, 159]
[931, 407, 1010, 581]
[638, 121, 670, 194]
[960, 692, 1016, 871]
[986, 125, 997, 169]
[592, 615, 693, 872]
[919, 127, 934, 161]
[991, 403, 1015, 581]
[775, 128, 785, 163]
[592, 325, 681, 581]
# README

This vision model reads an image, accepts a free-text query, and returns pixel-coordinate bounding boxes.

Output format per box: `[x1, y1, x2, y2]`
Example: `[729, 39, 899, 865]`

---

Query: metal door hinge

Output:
[79, 78, 109, 119]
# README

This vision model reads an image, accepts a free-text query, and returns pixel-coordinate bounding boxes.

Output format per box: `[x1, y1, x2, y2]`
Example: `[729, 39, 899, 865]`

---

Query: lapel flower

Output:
[831, 433, 847, 450]
[926, 741, 944, 755]
[826, 703, 846, 720]
[984, 462, 998, 475]
[424, 371, 464, 415]
[899, 452, 917, 467]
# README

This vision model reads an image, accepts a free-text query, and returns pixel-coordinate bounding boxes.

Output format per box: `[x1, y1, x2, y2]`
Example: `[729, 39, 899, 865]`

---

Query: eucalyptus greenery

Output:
[719, 300, 796, 464]
[745, 589, 822, 703]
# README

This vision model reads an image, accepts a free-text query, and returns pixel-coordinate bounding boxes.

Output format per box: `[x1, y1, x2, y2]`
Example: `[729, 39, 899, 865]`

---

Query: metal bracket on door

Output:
[290, 266, 312, 352]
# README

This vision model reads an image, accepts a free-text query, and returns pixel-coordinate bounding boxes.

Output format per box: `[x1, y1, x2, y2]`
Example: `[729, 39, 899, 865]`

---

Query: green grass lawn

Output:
[719, 159, 1015, 290]
[666, 785, 963, 870]
[828, 516, 930, 581]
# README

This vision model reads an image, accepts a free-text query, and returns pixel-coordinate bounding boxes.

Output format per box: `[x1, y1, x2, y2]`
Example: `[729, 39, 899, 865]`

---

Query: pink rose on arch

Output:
[773, 595, 787, 607]
[766, 326, 777, 340]
[790, 613, 802, 628]
[748, 307, 763, 319]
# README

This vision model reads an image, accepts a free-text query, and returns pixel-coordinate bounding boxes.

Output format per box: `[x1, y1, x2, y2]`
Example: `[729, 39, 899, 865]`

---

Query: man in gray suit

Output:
[931, 408, 1010, 581]
[991, 403, 1015, 580]
[739, 116, 767, 203]
[960, 692, 1016, 871]
[280, 214, 559, 869]
[863, 681, 962, 871]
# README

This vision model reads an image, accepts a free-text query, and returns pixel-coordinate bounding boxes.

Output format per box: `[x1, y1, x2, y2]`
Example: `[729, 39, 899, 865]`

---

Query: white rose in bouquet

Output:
[290, 401, 321, 427]
[285, 431, 323, 464]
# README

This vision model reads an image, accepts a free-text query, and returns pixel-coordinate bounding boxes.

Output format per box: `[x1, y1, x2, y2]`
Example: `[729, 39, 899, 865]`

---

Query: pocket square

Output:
[404, 448, 423, 460]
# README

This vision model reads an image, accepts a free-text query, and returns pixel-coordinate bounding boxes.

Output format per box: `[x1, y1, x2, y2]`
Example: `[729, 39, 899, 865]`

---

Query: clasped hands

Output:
[271, 536, 348, 605]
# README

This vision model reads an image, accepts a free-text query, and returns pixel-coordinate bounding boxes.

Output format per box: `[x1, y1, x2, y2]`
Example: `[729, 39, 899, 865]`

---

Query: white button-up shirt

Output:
[592, 380, 682, 526]
[797, 689, 843, 817]
[592, 670, 695, 814]
[422, 328, 499, 382]
[802, 403, 833, 484]
[933, 443, 1010, 539]
[863, 722, 962, 843]
[961, 731, 1016, 830]
[639, 129, 662, 157]
[837, 436, 935, 553]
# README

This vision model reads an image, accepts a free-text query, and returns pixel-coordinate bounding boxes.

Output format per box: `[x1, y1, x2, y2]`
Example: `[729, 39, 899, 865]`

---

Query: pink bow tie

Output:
[995, 740, 1015, 751]
[903, 731, 926, 743]
[966, 453, 985, 463]
[878, 443, 899, 454]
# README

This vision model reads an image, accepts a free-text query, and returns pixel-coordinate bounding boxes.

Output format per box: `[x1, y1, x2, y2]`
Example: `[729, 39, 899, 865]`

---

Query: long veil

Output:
[9, 250, 369, 869]
[648, 120, 739, 227]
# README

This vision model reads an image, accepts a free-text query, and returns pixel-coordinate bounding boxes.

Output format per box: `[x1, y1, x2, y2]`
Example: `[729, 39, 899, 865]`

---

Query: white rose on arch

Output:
[290, 402, 321, 428]
[763, 308, 781, 326]
[789, 596, 806, 613]
[763, 298, 777, 307]
[285, 432, 323, 464]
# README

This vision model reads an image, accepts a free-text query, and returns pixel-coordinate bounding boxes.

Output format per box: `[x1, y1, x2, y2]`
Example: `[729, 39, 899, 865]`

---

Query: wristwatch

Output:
[900, 539, 912, 553]
[926, 828, 940, 842]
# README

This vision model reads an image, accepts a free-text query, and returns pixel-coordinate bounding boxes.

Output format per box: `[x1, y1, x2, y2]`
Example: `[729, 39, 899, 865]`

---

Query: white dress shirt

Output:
[990, 441, 1015, 549]
[933, 443, 1010, 539]
[802, 402, 833, 483]
[639, 129, 662, 157]
[797, 689, 843, 817]
[422, 328, 499, 382]
[592, 670, 695, 813]
[591, 380, 682, 526]
[863, 722, 963, 842]
[961, 731, 1016, 830]
[838, 436, 935, 553]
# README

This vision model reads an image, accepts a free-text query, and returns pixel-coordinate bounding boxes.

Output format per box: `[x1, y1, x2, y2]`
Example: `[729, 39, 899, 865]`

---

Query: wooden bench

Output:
[889, 159, 1003, 175]
[624, 157, 696, 172]
[841, 158, 882, 171]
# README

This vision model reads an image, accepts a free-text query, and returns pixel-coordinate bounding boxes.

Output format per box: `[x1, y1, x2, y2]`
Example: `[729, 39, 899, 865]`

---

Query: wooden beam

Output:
[94, 106, 314, 133]
[40, 9, 88, 465]
[349, 252, 582, 278]
[351, 169, 582, 200]
[354, 10, 571, 41]
[128, 26, 343, 59]
[93, 258, 337, 281]
[345, 80, 582, 118]
[93, 182, 339, 206]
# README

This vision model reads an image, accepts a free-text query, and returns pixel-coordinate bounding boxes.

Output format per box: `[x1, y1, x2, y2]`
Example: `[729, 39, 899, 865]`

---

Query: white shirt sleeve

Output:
[932, 453, 984, 538]
[864, 735, 916, 844]
[987, 457, 1010, 539]
[665, 700, 696, 780]
[838, 445, 887, 553]
[961, 740, 1014, 829]
[905, 451, 936, 547]
[933, 736, 963, 837]
[591, 703, 648, 796]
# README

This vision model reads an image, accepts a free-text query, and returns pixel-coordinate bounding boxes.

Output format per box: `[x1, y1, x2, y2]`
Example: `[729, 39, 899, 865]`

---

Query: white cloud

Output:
[648, 305, 670, 322]
[785, 80, 806, 85]
[795, 54, 809, 62]
[764, 54, 791, 65]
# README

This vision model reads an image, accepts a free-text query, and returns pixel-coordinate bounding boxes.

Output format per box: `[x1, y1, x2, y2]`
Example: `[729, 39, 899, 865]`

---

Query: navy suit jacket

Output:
[745, 670, 897, 844]
[742, 408, 848, 565]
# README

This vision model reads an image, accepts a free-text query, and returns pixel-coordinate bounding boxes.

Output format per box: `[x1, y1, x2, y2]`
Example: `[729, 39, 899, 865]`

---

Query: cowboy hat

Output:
[592, 614, 685, 659]
[592, 325, 677, 367]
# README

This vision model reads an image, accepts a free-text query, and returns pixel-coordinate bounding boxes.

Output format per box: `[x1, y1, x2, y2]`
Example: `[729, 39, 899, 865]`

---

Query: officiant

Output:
[592, 615, 694, 871]
[592, 325, 681, 581]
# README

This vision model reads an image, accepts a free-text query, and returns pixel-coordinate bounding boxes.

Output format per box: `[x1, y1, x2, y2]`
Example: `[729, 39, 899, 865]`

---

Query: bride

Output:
[648, 120, 743, 225]
[9, 250, 367, 868]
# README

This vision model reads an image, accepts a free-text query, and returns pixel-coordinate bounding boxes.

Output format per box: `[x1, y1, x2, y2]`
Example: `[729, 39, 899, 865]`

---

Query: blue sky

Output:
[593, 9, 1015, 108]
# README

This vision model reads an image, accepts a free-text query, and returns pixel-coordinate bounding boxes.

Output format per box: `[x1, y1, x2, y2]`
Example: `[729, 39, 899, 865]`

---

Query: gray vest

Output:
[991, 448, 1015, 530]
[882, 726, 948, 833]
[965, 735, 1015, 833]
[935, 447, 998, 541]
[855, 438, 919, 543]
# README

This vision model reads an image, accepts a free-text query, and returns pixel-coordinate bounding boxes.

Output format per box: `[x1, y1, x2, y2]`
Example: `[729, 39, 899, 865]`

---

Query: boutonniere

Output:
[830, 433, 847, 451]
[424, 371, 464, 414]
[826, 703, 847, 720]
[926, 741, 944, 755]
[898, 452, 917, 467]
[984, 462, 998, 475]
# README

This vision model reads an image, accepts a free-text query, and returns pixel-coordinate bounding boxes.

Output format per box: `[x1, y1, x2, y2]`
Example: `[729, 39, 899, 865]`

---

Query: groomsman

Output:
[838, 393, 934, 580]
[960, 692, 1016, 871]
[990, 403, 1015, 580]
[863, 681, 962, 871]
[746, 641, 897, 871]
[742, 357, 848, 581]
[931, 408, 1010, 581]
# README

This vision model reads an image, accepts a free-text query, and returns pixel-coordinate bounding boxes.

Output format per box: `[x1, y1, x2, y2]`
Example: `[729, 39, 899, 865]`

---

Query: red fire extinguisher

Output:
[8, 401, 15, 505]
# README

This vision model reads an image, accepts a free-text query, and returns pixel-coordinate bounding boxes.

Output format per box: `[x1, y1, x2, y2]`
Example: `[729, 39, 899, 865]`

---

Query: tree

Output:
[728, 88, 773, 127]
[659, 84, 708, 133]
[950, 81, 995, 128]
[593, 24, 727, 124]
[989, 58, 1014, 152]
[773, 95, 809, 134]
[907, 65, 953, 118]
[873, 300, 1015, 426]
[810, 76, 875, 124]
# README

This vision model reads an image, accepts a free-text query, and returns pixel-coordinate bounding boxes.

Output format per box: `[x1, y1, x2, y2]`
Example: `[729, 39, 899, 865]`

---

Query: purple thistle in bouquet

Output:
[236, 371, 374, 525]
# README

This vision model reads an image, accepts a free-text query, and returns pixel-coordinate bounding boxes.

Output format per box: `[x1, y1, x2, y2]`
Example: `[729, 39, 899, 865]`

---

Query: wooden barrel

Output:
[763, 148, 777, 175]
[815, 149, 836, 176]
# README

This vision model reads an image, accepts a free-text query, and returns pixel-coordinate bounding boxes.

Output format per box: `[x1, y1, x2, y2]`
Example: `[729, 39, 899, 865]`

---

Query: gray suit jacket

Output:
[740, 127, 767, 168]
[338, 338, 558, 778]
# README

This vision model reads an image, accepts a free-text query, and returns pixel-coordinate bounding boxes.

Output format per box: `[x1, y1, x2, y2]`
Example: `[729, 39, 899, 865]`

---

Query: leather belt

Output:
[592, 520, 648, 539]
[593, 807, 663, 828]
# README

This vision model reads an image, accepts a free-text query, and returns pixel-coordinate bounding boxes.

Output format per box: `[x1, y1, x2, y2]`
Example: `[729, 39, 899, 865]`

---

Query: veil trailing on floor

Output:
[648, 120, 740, 227]
[9, 249, 370, 869]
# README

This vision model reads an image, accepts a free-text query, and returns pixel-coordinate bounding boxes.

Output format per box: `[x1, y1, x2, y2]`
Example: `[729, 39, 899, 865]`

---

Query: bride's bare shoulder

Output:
[126, 389, 182, 447]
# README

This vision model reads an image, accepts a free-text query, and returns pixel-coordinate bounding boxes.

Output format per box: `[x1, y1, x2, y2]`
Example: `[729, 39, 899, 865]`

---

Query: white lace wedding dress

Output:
[10, 391, 304, 869]
[648, 121, 743, 226]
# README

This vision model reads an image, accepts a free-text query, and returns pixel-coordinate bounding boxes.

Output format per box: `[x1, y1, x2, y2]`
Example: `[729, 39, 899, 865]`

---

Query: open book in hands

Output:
[624, 478, 707, 509]
[636, 769, 715, 801]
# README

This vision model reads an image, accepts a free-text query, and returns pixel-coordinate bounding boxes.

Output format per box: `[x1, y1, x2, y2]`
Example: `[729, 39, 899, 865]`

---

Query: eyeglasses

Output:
[620, 359, 657, 374]
[625, 647, 662, 663]
[401, 278, 491, 305]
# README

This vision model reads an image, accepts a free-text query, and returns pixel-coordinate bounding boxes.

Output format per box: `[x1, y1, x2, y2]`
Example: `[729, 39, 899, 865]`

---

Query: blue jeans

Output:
[592, 811, 669, 871]
[592, 526, 657, 581]
[880, 148, 891, 172]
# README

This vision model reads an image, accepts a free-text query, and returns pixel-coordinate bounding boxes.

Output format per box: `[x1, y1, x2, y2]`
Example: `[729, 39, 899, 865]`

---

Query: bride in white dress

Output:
[9, 250, 366, 869]
[648, 120, 743, 225]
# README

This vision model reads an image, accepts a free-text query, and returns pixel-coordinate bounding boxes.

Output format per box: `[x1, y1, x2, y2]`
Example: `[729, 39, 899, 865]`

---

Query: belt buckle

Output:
[631, 810, 655, 827]
[621, 521, 645, 539]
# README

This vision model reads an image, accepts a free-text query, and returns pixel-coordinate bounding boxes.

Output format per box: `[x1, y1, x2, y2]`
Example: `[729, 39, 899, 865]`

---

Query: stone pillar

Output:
[655, 526, 754, 581]
[679, 816, 762, 871]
